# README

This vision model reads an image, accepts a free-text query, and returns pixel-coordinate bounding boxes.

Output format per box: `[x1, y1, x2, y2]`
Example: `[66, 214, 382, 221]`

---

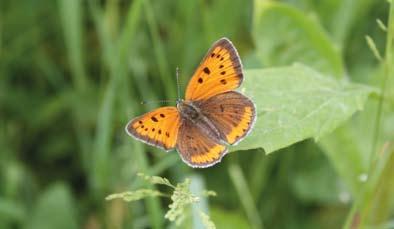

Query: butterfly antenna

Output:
[176, 67, 181, 101]
[140, 99, 176, 105]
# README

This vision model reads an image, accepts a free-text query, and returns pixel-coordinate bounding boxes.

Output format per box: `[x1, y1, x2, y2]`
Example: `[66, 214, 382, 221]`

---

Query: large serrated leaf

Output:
[232, 64, 375, 154]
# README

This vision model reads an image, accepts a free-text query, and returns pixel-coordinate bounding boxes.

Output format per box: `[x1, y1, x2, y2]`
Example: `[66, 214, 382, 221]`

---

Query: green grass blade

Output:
[228, 163, 264, 229]
[58, 0, 88, 90]
[143, 0, 176, 99]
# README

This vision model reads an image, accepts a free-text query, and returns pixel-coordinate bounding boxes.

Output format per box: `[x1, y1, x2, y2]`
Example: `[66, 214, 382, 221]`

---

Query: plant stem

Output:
[370, 0, 394, 175]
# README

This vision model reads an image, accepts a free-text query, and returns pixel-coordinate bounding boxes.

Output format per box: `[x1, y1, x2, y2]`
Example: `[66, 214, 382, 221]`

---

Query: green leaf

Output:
[233, 64, 375, 154]
[253, 2, 344, 78]
[26, 183, 78, 229]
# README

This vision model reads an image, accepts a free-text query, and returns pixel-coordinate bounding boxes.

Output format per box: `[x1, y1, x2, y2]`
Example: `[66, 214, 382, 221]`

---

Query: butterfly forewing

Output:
[185, 38, 243, 101]
[177, 120, 227, 168]
[126, 107, 181, 151]
[198, 91, 256, 145]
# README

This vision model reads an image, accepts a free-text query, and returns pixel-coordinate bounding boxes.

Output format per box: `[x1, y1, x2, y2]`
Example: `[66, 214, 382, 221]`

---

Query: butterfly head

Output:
[176, 98, 183, 105]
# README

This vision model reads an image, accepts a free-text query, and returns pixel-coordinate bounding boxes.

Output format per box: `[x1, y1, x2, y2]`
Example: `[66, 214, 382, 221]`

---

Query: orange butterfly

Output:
[126, 38, 256, 168]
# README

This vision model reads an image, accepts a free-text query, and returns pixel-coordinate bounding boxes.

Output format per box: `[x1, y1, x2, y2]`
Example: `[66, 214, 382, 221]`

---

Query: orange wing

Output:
[125, 107, 181, 151]
[177, 119, 228, 168]
[198, 91, 256, 145]
[185, 38, 243, 101]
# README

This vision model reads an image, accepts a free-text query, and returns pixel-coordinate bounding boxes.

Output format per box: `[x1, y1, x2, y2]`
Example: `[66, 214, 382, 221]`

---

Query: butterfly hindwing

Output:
[125, 107, 181, 151]
[185, 38, 243, 101]
[177, 120, 227, 168]
[198, 91, 256, 145]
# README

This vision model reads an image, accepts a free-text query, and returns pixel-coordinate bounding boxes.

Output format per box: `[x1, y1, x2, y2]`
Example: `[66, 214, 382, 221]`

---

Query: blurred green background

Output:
[1, 0, 394, 228]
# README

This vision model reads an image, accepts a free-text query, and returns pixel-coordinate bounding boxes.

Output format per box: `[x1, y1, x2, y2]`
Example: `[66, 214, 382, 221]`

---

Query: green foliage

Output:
[107, 174, 216, 227]
[253, 2, 344, 77]
[165, 178, 199, 222]
[27, 184, 78, 229]
[1, 0, 393, 228]
[234, 64, 375, 153]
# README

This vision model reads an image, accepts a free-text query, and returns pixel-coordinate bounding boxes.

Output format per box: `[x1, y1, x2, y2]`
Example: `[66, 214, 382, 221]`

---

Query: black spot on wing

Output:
[220, 79, 227, 85]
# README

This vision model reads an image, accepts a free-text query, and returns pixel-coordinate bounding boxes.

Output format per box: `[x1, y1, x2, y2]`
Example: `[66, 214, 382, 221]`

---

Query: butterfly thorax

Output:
[177, 101, 200, 121]
[177, 100, 223, 142]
